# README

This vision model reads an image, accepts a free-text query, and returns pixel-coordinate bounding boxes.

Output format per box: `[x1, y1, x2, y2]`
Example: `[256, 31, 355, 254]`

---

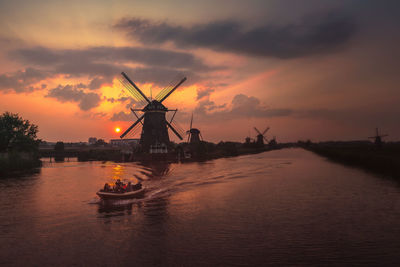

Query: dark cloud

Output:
[115, 12, 356, 58]
[110, 111, 134, 122]
[106, 96, 139, 109]
[13, 46, 213, 73]
[11, 46, 211, 88]
[46, 84, 101, 111]
[194, 93, 292, 122]
[0, 68, 49, 93]
[196, 87, 215, 100]
[88, 77, 109, 90]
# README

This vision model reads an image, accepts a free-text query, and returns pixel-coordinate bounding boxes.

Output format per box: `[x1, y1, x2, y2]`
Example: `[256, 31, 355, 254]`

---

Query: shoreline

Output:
[302, 142, 400, 179]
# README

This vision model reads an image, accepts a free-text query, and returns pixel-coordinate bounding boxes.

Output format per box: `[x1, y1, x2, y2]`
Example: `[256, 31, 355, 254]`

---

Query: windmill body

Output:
[119, 72, 186, 153]
[141, 101, 170, 150]
[186, 113, 202, 144]
[256, 134, 264, 145]
[368, 127, 388, 147]
[245, 137, 251, 144]
[188, 128, 201, 143]
[254, 127, 270, 146]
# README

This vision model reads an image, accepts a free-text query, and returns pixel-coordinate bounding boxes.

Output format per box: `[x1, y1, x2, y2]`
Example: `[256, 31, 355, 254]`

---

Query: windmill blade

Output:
[125, 123, 142, 139]
[254, 127, 262, 135]
[159, 77, 187, 103]
[171, 120, 185, 137]
[121, 72, 151, 104]
[155, 74, 186, 101]
[263, 136, 268, 142]
[118, 78, 147, 106]
[120, 114, 145, 138]
[130, 108, 143, 125]
[169, 109, 178, 123]
[166, 120, 183, 140]
[262, 127, 270, 135]
[190, 112, 193, 130]
[187, 131, 190, 143]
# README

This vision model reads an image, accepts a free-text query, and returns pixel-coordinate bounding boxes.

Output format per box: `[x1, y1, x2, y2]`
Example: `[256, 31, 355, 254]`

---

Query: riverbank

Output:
[0, 152, 42, 177]
[39, 142, 291, 163]
[302, 141, 400, 178]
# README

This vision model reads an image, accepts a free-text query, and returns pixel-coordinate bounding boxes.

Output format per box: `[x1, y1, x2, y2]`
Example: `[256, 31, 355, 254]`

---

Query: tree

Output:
[0, 112, 40, 152]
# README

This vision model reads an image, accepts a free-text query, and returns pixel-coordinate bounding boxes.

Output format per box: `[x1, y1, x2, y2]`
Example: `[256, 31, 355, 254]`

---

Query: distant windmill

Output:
[254, 127, 269, 146]
[368, 127, 388, 147]
[119, 72, 186, 152]
[245, 136, 252, 144]
[186, 113, 203, 143]
[269, 136, 277, 146]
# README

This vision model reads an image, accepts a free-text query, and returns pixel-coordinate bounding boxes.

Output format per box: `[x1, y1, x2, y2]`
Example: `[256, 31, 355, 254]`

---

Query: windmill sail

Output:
[120, 114, 145, 138]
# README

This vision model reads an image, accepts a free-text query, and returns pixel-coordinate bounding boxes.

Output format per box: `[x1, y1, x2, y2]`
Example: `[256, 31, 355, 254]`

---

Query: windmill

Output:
[254, 127, 269, 146]
[186, 113, 203, 143]
[119, 72, 186, 153]
[368, 127, 388, 147]
[269, 136, 277, 146]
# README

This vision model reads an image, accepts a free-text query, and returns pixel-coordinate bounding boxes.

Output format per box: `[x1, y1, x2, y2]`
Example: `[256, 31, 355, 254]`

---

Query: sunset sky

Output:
[0, 0, 399, 143]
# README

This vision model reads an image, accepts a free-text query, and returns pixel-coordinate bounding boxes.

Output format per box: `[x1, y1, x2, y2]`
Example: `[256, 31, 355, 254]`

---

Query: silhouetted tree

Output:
[0, 112, 39, 152]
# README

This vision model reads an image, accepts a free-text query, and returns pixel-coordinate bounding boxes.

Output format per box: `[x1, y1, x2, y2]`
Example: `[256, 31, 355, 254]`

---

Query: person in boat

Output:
[103, 183, 111, 192]
[115, 179, 123, 193]
[126, 182, 132, 192]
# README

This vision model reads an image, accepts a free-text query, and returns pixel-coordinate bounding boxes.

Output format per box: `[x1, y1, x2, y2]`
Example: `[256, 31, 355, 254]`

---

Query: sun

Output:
[115, 127, 121, 133]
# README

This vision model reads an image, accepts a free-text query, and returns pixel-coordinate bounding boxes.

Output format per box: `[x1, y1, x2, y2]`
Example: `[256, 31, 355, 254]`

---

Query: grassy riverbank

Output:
[302, 141, 400, 178]
[0, 152, 42, 177]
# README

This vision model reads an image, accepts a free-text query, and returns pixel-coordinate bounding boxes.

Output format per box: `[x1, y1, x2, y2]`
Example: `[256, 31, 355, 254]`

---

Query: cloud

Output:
[14, 46, 209, 70]
[0, 68, 49, 93]
[46, 84, 101, 110]
[194, 93, 292, 122]
[11, 46, 213, 88]
[110, 111, 134, 122]
[88, 77, 110, 90]
[196, 87, 215, 100]
[115, 12, 356, 58]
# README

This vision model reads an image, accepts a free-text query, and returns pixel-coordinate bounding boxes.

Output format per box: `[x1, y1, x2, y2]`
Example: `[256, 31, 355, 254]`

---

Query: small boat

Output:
[96, 187, 145, 200]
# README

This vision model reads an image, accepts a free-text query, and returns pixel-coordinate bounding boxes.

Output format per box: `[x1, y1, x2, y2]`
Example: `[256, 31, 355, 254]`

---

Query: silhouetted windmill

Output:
[186, 113, 203, 143]
[368, 127, 388, 147]
[254, 127, 269, 146]
[244, 128, 252, 144]
[269, 136, 277, 146]
[119, 72, 186, 152]
[245, 136, 252, 144]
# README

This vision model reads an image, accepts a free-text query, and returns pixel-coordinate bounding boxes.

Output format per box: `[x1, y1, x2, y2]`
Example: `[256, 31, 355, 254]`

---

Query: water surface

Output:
[1, 148, 400, 266]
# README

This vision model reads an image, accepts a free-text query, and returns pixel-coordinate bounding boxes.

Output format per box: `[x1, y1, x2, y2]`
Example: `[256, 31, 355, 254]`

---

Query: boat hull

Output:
[96, 188, 145, 200]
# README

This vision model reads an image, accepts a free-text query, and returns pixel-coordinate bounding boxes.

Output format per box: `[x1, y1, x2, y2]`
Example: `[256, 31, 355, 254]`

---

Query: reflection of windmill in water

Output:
[119, 72, 187, 153]
[254, 126, 270, 146]
[368, 127, 388, 147]
[186, 113, 203, 143]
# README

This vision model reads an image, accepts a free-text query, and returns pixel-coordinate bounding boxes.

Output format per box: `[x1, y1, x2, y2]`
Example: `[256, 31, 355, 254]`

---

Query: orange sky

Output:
[0, 0, 399, 143]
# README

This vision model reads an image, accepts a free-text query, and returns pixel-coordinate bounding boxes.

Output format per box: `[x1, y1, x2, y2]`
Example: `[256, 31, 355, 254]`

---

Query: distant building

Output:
[110, 139, 140, 147]
[39, 141, 57, 149]
[88, 137, 97, 145]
